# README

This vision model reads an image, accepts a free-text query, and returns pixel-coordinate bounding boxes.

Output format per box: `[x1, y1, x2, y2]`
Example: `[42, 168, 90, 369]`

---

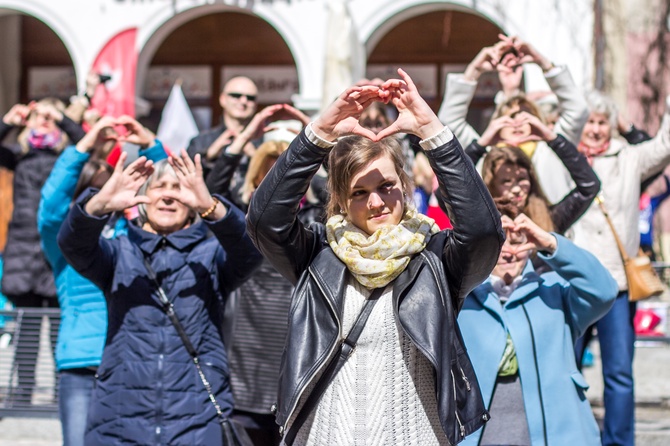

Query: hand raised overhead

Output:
[2, 102, 34, 127]
[312, 85, 385, 141]
[76, 116, 117, 154]
[167, 149, 225, 219]
[115, 115, 156, 148]
[84, 151, 154, 217]
[376, 68, 444, 141]
[504, 213, 557, 254]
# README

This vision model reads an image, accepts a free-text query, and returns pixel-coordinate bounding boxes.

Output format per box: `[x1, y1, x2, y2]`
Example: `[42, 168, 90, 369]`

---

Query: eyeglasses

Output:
[227, 92, 257, 102]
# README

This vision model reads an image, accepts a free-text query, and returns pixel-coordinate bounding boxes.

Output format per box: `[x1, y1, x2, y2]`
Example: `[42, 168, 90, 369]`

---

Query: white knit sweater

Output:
[292, 279, 449, 446]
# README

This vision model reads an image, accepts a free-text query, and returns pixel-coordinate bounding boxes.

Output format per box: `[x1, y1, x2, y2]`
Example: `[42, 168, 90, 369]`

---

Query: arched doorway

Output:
[0, 11, 76, 252]
[140, 11, 298, 131]
[367, 9, 503, 132]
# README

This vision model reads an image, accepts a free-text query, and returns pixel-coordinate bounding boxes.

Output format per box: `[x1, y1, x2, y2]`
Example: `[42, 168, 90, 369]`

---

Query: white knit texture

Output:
[293, 280, 449, 446]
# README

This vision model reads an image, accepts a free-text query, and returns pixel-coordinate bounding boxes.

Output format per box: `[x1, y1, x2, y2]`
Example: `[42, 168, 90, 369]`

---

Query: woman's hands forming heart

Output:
[312, 68, 443, 142]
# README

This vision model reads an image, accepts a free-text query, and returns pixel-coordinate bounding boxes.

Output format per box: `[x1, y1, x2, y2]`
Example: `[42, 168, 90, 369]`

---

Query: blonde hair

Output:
[326, 136, 414, 219]
[18, 97, 68, 155]
[482, 145, 555, 232]
[241, 140, 289, 204]
[493, 94, 546, 125]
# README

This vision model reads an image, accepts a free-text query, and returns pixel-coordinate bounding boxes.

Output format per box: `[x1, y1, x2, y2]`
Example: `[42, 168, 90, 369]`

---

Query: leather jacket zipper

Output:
[459, 365, 471, 391]
[450, 369, 466, 438]
[422, 250, 470, 440]
[280, 267, 342, 435]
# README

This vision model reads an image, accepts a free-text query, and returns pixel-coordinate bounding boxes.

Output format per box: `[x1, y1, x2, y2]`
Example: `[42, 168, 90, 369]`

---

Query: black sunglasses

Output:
[227, 92, 257, 102]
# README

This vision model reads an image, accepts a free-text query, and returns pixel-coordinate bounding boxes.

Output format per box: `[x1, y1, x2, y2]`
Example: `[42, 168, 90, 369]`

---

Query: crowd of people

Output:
[1, 33, 669, 446]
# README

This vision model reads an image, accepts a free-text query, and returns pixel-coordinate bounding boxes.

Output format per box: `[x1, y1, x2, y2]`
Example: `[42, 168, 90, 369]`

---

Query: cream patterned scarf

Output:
[326, 208, 440, 289]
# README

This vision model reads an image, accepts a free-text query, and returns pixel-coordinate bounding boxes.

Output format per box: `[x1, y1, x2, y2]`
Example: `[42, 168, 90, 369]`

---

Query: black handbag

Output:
[143, 256, 253, 446]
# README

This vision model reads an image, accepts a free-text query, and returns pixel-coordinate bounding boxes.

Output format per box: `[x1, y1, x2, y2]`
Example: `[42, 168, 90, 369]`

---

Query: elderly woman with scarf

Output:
[1, 99, 84, 406]
[247, 69, 504, 445]
[569, 92, 670, 446]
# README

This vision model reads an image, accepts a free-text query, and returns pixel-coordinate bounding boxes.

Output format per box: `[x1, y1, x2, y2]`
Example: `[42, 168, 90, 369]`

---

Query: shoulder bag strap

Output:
[283, 286, 385, 446]
[142, 255, 228, 424]
[596, 194, 631, 263]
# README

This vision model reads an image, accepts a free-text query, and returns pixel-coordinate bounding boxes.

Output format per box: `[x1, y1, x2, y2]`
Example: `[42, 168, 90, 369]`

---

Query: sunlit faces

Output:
[492, 228, 531, 284]
[143, 172, 194, 235]
[581, 112, 612, 148]
[220, 77, 258, 122]
[499, 108, 532, 142]
[345, 155, 405, 236]
[28, 111, 58, 135]
[491, 162, 531, 208]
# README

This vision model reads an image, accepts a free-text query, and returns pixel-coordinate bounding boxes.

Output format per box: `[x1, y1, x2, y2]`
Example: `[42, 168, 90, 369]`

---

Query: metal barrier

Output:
[0, 308, 60, 418]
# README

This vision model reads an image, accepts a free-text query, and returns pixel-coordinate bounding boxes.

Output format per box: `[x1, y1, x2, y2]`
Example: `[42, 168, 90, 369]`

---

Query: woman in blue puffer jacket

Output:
[58, 142, 261, 445]
[38, 116, 167, 446]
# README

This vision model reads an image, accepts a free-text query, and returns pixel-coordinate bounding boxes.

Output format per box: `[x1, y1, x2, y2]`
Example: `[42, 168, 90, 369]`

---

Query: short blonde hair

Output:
[18, 97, 68, 155]
[241, 140, 289, 204]
[326, 136, 414, 219]
[493, 94, 546, 125]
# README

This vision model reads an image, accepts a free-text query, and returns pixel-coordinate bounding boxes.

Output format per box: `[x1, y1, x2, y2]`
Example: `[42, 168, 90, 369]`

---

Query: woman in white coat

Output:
[572, 91, 670, 446]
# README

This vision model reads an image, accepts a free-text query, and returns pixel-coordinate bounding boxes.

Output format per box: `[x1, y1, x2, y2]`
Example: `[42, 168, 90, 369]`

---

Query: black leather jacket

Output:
[247, 130, 504, 444]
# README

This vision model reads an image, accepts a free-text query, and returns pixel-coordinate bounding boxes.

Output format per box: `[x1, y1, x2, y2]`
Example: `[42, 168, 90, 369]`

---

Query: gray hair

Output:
[585, 91, 618, 136]
[135, 159, 197, 227]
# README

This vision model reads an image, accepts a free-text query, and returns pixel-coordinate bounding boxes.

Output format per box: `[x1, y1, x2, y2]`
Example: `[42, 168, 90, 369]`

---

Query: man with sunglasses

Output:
[187, 76, 259, 180]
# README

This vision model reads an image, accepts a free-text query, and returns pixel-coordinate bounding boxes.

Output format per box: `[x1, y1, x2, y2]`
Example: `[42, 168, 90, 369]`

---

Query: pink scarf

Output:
[28, 129, 62, 150]
[578, 140, 610, 165]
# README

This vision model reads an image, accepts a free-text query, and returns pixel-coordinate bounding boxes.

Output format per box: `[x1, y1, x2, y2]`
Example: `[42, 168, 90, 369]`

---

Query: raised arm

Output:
[34, 101, 86, 144]
[38, 145, 93, 269]
[635, 95, 670, 182]
[247, 86, 381, 283]
[0, 103, 33, 169]
[546, 134, 600, 234]
[57, 153, 153, 290]
[438, 41, 512, 145]
[378, 69, 504, 305]
[205, 103, 284, 196]
[510, 110, 600, 234]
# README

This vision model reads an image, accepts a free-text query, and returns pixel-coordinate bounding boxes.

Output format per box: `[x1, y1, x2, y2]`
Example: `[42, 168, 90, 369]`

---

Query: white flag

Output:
[156, 83, 199, 153]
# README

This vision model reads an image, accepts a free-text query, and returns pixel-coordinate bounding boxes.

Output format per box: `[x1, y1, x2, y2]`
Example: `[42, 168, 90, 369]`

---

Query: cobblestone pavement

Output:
[1, 341, 668, 445]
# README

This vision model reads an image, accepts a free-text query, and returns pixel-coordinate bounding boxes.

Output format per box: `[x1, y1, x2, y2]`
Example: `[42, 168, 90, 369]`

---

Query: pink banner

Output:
[91, 28, 138, 118]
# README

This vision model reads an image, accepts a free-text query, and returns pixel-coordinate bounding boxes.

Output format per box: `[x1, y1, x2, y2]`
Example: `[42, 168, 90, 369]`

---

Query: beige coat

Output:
[572, 99, 670, 290]
[438, 66, 589, 204]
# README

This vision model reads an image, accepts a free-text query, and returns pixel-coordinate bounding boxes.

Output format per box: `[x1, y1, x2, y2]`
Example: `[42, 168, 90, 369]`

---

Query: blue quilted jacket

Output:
[38, 144, 166, 371]
[58, 186, 261, 446]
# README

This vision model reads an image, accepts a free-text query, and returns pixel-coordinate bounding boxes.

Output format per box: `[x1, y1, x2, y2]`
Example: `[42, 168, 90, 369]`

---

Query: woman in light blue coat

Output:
[37, 116, 166, 446]
[458, 203, 617, 446]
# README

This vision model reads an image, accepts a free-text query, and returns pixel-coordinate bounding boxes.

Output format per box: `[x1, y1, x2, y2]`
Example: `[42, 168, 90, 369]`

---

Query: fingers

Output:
[130, 195, 152, 207]
[396, 68, 417, 92]
[513, 241, 538, 255]
[281, 104, 311, 125]
[353, 124, 382, 141]
[112, 151, 129, 175]
[193, 152, 203, 178]
[168, 149, 199, 180]
[125, 156, 154, 180]
[500, 215, 515, 230]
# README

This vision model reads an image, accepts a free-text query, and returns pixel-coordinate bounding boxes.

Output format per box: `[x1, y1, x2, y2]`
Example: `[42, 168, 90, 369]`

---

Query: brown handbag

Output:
[597, 196, 664, 302]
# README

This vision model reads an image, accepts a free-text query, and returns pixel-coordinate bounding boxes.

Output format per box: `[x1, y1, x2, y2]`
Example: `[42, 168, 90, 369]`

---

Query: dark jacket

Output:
[465, 134, 600, 235]
[246, 130, 504, 444]
[187, 124, 260, 189]
[1, 117, 84, 299]
[58, 190, 262, 446]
